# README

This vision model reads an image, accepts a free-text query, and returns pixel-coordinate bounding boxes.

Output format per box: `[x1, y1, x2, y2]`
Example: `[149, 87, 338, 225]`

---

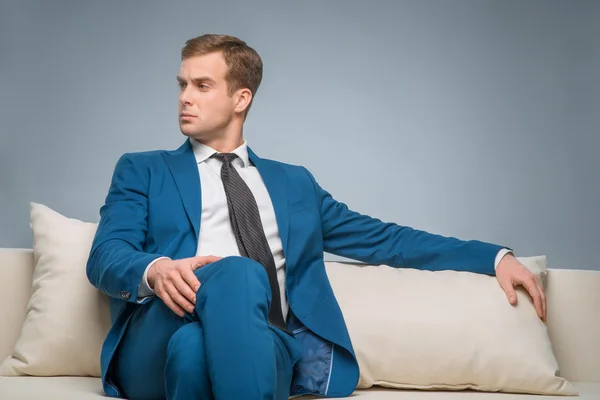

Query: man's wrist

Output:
[494, 249, 514, 271]
[146, 257, 170, 290]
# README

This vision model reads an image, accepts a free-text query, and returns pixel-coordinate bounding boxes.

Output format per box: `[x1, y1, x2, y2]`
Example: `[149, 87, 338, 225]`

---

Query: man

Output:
[86, 34, 546, 400]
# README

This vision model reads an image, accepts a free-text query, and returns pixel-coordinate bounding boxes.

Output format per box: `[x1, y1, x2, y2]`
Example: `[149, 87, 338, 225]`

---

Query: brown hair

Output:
[181, 34, 263, 117]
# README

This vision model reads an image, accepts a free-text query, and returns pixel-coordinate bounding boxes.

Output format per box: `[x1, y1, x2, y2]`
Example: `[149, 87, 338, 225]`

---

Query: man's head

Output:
[177, 34, 263, 142]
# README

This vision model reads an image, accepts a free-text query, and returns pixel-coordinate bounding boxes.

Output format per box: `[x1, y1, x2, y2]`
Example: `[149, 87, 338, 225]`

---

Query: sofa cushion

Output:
[0, 377, 106, 399]
[325, 258, 577, 395]
[0, 203, 109, 377]
[0, 249, 34, 364]
[0, 377, 598, 399]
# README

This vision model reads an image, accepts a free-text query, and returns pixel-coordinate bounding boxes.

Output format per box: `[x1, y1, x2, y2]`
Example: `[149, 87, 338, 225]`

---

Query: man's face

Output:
[177, 52, 238, 140]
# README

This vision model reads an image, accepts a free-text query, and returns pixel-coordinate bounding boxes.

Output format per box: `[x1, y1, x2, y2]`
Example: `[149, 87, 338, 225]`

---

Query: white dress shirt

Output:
[138, 138, 512, 315]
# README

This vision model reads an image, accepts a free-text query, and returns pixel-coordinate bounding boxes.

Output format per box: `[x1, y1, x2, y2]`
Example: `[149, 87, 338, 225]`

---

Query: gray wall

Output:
[1, 0, 598, 270]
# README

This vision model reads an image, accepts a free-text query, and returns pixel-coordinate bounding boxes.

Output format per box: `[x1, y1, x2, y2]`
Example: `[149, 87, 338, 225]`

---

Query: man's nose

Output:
[179, 88, 192, 105]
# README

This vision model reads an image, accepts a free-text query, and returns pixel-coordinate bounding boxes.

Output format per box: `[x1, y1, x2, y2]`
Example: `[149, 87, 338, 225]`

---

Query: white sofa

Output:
[1, 247, 599, 399]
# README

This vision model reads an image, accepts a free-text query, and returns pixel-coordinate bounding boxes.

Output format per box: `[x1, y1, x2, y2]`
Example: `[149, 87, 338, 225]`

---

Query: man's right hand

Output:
[147, 255, 221, 317]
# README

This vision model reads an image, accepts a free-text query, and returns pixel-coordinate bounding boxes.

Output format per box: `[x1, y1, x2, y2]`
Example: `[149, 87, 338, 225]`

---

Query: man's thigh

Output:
[113, 295, 184, 400]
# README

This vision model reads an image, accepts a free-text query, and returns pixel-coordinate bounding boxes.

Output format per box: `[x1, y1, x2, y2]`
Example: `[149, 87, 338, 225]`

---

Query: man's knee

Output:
[194, 256, 269, 290]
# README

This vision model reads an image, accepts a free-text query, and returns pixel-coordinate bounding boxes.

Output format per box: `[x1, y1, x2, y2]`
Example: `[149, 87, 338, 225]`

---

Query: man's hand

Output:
[496, 254, 547, 322]
[147, 255, 221, 317]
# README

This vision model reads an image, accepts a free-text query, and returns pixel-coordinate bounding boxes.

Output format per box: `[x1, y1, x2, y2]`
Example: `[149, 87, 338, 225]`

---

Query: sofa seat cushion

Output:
[0, 377, 105, 399]
[0, 377, 598, 399]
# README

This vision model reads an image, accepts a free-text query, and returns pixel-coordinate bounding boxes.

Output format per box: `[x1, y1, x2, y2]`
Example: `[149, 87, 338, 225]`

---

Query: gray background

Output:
[1, 1, 598, 270]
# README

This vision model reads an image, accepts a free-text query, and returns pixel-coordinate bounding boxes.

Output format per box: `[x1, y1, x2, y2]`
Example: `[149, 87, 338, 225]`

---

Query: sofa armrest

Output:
[546, 268, 600, 383]
[0, 249, 34, 362]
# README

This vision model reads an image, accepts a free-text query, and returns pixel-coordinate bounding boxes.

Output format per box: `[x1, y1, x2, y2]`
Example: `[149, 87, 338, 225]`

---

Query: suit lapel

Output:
[248, 147, 290, 258]
[163, 140, 201, 240]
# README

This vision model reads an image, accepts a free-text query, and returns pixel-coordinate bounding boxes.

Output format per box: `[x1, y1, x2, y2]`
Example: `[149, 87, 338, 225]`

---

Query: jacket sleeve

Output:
[86, 153, 165, 302]
[303, 167, 505, 276]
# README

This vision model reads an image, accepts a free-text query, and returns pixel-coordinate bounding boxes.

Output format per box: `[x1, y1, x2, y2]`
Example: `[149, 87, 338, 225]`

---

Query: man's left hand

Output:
[496, 254, 547, 322]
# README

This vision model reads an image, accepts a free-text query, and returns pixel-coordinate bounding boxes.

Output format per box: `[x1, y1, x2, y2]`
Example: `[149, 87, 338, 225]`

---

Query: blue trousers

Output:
[113, 256, 302, 400]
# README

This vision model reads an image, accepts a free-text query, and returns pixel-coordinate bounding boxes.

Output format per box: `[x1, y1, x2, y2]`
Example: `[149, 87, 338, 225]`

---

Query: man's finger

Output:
[179, 267, 200, 302]
[502, 281, 518, 305]
[166, 282, 195, 315]
[191, 255, 221, 271]
[161, 289, 185, 318]
[536, 280, 547, 322]
[521, 277, 543, 320]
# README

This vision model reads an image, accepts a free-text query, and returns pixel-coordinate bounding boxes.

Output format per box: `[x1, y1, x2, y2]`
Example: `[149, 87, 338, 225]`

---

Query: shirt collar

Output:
[189, 137, 250, 167]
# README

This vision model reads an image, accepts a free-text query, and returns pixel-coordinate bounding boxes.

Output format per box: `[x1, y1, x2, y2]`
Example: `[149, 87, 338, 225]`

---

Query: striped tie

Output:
[212, 153, 289, 334]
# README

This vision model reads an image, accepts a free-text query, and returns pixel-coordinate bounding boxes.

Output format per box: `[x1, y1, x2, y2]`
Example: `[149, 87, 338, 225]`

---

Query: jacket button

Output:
[120, 291, 131, 300]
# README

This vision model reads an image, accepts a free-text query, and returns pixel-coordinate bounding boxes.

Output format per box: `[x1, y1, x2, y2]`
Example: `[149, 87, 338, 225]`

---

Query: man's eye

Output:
[178, 83, 186, 89]
[198, 84, 208, 89]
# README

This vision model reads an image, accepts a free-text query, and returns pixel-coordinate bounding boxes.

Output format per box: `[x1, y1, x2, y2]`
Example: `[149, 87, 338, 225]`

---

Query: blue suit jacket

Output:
[86, 139, 503, 398]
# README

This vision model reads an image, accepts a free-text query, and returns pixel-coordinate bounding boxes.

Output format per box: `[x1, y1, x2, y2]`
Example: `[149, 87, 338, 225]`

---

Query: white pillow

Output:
[325, 256, 578, 396]
[0, 203, 110, 377]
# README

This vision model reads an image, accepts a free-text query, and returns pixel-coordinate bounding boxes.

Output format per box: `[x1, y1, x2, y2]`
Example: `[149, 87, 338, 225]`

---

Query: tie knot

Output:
[212, 153, 238, 165]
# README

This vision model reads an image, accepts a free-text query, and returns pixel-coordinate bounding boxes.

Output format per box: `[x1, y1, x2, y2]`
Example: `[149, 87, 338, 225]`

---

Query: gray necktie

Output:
[212, 153, 289, 334]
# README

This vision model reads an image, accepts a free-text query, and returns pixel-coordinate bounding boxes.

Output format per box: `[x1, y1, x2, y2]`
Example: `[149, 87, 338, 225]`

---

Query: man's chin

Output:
[179, 126, 210, 142]
[179, 125, 199, 138]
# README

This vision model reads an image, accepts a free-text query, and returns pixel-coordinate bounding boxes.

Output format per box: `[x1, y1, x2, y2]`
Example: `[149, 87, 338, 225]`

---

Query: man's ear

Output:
[234, 88, 253, 114]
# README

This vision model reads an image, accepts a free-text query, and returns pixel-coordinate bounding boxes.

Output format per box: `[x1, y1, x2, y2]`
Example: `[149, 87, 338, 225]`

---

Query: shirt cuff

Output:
[494, 248, 514, 270]
[137, 256, 170, 302]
